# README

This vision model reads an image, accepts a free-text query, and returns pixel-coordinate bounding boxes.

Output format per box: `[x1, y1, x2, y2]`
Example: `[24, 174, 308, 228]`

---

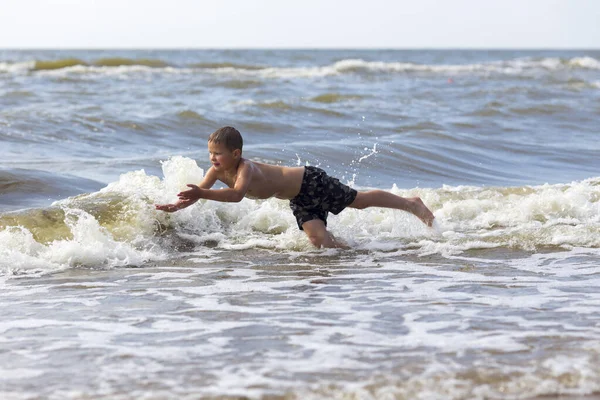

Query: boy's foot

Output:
[409, 197, 435, 227]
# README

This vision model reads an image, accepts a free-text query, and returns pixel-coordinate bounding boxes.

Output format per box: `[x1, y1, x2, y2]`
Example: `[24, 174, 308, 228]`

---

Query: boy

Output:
[155, 126, 434, 248]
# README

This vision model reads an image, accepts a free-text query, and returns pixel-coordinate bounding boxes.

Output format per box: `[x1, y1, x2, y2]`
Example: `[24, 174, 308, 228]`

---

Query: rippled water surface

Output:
[1, 49, 600, 399]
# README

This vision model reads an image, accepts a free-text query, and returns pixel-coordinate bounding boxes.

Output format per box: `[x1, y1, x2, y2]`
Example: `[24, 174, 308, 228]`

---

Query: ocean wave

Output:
[32, 58, 87, 71]
[31, 57, 169, 71]
[1, 156, 599, 274]
[212, 79, 264, 89]
[1, 56, 598, 78]
[508, 103, 572, 116]
[1, 90, 35, 98]
[0, 168, 103, 211]
[0, 61, 35, 73]
[235, 99, 346, 117]
[93, 57, 169, 68]
[309, 93, 365, 103]
[326, 56, 600, 75]
[188, 62, 265, 70]
[176, 110, 211, 121]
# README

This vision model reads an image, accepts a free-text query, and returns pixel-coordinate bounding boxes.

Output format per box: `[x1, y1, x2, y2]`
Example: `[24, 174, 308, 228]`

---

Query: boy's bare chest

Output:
[217, 171, 264, 199]
[219, 174, 237, 188]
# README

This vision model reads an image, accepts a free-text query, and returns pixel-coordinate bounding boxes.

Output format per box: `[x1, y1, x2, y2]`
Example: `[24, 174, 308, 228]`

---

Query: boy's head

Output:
[208, 126, 243, 153]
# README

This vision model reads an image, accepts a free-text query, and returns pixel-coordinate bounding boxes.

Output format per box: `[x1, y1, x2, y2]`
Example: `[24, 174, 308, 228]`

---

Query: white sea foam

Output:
[34, 64, 194, 79]
[224, 56, 600, 77]
[0, 368, 44, 380]
[569, 56, 600, 69]
[0, 61, 34, 73]
[199, 56, 600, 78]
[46, 209, 153, 267]
[0, 209, 156, 274]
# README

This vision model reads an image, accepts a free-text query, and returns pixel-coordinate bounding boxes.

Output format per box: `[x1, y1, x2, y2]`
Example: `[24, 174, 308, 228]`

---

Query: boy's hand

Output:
[177, 184, 203, 201]
[155, 203, 181, 212]
[155, 185, 203, 213]
[154, 198, 197, 212]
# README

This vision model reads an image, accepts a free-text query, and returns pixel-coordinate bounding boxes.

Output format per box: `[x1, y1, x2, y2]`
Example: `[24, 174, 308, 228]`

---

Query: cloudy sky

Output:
[1, 0, 598, 48]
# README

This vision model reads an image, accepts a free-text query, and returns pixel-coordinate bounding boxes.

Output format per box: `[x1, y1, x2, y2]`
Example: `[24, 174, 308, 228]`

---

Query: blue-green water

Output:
[1, 49, 600, 399]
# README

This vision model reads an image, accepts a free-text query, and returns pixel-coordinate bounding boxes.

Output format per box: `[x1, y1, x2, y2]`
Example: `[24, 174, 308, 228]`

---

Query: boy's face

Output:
[208, 141, 241, 171]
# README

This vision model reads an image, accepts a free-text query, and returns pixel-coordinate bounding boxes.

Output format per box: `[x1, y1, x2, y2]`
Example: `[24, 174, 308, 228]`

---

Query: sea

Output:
[1, 49, 599, 400]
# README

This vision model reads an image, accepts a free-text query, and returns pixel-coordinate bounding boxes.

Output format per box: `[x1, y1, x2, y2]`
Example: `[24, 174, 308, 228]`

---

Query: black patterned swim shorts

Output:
[289, 166, 358, 230]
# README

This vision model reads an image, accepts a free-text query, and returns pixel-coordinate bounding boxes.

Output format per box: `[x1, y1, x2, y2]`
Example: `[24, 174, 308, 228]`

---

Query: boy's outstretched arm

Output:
[154, 167, 218, 212]
[178, 161, 253, 204]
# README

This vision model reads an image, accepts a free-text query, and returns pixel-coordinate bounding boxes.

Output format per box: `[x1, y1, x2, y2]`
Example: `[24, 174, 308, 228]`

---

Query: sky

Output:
[1, 0, 598, 49]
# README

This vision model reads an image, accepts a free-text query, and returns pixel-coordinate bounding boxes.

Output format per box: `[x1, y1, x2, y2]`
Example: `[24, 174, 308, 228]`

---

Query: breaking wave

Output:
[1, 156, 599, 275]
[1, 56, 598, 78]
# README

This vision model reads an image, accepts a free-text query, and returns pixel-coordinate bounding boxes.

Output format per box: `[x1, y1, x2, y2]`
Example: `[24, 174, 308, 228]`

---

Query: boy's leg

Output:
[349, 190, 434, 226]
[302, 219, 348, 249]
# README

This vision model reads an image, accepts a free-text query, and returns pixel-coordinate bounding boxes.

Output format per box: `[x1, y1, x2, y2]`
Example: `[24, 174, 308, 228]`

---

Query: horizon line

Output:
[1, 46, 599, 51]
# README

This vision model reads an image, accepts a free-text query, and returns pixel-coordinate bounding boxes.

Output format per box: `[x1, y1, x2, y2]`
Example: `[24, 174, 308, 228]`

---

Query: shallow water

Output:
[1, 49, 600, 399]
[3, 248, 600, 399]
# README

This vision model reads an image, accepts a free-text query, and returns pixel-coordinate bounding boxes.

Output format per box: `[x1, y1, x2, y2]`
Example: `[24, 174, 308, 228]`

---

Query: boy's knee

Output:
[302, 220, 329, 248]
[307, 232, 326, 248]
